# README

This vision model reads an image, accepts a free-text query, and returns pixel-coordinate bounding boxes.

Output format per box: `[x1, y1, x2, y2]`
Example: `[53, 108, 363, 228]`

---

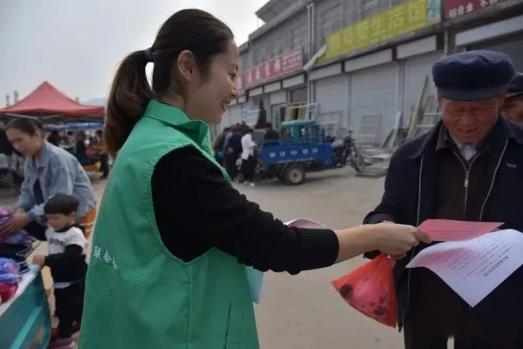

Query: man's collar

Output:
[436, 127, 480, 151]
[409, 116, 519, 159]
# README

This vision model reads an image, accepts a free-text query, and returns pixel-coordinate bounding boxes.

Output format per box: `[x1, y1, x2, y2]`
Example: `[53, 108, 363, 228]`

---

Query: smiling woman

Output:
[80, 9, 426, 349]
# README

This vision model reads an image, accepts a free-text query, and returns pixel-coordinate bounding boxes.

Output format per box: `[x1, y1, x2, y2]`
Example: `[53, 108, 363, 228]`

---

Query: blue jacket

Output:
[364, 117, 523, 329]
[17, 141, 96, 224]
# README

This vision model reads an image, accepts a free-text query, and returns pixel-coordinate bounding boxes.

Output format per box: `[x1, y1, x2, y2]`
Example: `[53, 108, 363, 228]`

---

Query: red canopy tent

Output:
[0, 81, 104, 121]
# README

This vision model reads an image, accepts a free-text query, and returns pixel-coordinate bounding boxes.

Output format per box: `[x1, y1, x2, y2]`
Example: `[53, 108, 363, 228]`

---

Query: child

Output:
[32, 193, 87, 349]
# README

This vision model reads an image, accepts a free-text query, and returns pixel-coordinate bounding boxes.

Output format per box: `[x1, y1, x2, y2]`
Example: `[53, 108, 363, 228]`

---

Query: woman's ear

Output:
[177, 50, 199, 83]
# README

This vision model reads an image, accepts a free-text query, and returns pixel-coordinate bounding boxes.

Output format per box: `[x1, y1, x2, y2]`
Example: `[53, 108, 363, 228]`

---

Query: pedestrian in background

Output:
[241, 128, 256, 186]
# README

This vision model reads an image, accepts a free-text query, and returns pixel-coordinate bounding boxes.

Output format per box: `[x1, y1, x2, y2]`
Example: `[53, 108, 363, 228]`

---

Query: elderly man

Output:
[502, 72, 523, 124]
[364, 50, 523, 349]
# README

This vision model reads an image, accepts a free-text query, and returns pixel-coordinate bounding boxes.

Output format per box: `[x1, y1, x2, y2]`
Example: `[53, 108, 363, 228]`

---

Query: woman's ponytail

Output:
[104, 50, 153, 157]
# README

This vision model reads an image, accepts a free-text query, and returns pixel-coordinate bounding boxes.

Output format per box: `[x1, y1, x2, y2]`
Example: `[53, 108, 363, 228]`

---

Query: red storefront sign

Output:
[444, 0, 507, 19]
[238, 48, 303, 90]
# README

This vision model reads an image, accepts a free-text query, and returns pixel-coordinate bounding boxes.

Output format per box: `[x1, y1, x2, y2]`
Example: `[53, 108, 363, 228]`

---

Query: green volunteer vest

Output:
[79, 100, 259, 349]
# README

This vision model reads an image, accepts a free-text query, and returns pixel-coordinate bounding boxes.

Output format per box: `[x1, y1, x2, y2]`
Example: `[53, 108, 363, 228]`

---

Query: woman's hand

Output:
[0, 211, 31, 235]
[334, 223, 431, 263]
[373, 222, 431, 256]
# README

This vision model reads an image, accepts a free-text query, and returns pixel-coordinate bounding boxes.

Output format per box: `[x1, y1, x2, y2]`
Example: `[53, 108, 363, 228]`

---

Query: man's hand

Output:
[32, 254, 46, 266]
[0, 211, 31, 236]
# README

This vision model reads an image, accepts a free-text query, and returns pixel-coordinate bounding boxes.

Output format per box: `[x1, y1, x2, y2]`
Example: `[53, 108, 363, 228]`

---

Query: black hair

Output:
[6, 118, 43, 136]
[44, 194, 79, 215]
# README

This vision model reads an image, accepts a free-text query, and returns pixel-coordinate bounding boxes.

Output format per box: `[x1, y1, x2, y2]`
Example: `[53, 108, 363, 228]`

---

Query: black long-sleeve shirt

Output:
[45, 244, 86, 283]
[151, 146, 339, 274]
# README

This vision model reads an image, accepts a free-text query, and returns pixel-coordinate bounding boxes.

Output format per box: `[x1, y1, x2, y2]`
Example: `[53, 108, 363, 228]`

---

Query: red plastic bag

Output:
[331, 253, 398, 327]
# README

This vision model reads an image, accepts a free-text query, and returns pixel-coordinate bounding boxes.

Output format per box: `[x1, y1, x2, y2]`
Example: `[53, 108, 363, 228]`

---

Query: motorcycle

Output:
[332, 131, 367, 172]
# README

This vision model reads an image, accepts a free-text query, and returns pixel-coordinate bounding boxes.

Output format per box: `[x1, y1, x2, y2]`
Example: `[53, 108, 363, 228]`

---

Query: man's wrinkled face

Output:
[441, 97, 502, 144]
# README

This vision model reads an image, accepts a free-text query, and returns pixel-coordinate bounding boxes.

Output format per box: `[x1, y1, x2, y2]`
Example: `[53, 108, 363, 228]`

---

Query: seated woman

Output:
[0, 119, 97, 238]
